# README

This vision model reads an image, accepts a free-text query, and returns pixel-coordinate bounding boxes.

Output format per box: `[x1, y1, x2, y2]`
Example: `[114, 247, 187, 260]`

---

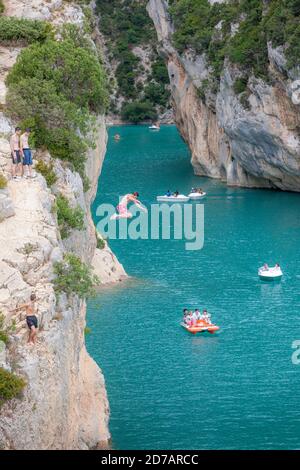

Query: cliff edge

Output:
[148, 0, 300, 191]
[0, 0, 125, 450]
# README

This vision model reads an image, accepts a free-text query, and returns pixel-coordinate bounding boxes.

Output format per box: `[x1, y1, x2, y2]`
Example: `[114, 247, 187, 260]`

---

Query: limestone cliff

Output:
[147, 0, 300, 191]
[0, 0, 125, 450]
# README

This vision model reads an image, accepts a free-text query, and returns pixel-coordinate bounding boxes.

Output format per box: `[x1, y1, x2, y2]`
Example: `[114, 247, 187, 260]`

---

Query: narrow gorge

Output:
[147, 0, 300, 191]
[0, 0, 299, 453]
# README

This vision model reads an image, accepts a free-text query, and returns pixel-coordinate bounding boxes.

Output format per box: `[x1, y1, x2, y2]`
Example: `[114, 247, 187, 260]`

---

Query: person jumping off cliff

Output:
[110, 192, 147, 220]
[12, 293, 39, 344]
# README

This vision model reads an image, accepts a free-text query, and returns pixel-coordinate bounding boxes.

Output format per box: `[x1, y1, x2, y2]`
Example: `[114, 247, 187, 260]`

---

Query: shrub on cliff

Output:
[96, 232, 106, 250]
[96, 0, 170, 112]
[121, 101, 158, 124]
[169, 0, 300, 83]
[0, 173, 7, 189]
[0, 313, 16, 345]
[53, 253, 99, 299]
[233, 77, 249, 95]
[0, 367, 26, 408]
[144, 82, 170, 107]
[0, 1, 4, 15]
[0, 16, 52, 44]
[56, 194, 85, 239]
[6, 29, 108, 178]
[35, 160, 57, 187]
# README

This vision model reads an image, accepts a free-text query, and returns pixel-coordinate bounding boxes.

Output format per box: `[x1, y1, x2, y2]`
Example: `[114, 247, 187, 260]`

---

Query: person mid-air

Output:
[110, 192, 147, 220]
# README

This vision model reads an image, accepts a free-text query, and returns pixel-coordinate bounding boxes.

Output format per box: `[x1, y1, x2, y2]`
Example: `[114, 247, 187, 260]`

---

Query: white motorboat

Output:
[188, 191, 206, 200]
[156, 194, 190, 203]
[149, 125, 160, 130]
[258, 265, 283, 281]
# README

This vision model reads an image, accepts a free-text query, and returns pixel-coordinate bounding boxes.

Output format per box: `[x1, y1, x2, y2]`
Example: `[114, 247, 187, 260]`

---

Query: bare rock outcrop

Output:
[147, 0, 300, 191]
[0, 0, 125, 450]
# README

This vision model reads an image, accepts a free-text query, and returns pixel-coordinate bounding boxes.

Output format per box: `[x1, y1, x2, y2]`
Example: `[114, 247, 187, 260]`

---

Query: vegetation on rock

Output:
[0, 173, 7, 190]
[6, 26, 108, 179]
[96, 233, 106, 250]
[35, 160, 57, 187]
[169, 0, 300, 92]
[0, 16, 52, 45]
[0, 313, 16, 345]
[96, 0, 170, 121]
[121, 100, 158, 124]
[0, 367, 26, 408]
[53, 253, 99, 299]
[56, 194, 85, 239]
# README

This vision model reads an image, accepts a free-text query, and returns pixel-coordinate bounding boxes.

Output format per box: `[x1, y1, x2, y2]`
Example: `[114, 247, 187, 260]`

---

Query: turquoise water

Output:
[87, 126, 300, 450]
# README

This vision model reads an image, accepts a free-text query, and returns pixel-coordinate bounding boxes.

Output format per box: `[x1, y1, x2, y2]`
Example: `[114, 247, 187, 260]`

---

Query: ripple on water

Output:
[87, 126, 300, 450]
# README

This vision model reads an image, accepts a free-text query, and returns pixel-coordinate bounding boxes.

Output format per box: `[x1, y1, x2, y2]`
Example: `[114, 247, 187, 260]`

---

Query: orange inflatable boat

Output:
[181, 319, 220, 335]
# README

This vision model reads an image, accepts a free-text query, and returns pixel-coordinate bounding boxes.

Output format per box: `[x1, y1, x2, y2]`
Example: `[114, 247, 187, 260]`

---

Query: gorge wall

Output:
[147, 0, 300, 191]
[0, 0, 125, 450]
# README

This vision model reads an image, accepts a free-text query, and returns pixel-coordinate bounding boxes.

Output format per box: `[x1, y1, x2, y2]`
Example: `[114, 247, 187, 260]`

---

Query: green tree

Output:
[121, 101, 158, 124]
[6, 31, 108, 177]
[53, 253, 99, 299]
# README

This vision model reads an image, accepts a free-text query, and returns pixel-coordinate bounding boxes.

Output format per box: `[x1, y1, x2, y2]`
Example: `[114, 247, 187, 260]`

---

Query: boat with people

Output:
[149, 123, 160, 130]
[188, 188, 207, 200]
[157, 194, 190, 203]
[157, 190, 189, 203]
[258, 263, 283, 281]
[181, 308, 220, 335]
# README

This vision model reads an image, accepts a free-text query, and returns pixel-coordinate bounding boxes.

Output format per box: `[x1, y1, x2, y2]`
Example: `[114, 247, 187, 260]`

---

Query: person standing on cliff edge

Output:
[10, 127, 22, 179]
[20, 128, 34, 179]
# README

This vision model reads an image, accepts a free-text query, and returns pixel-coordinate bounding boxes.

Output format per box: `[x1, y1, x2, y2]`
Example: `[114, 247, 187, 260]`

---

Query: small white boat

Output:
[157, 194, 190, 203]
[149, 125, 160, 130]
[258, 266, 283, 281]
[188, 191, 206, 200]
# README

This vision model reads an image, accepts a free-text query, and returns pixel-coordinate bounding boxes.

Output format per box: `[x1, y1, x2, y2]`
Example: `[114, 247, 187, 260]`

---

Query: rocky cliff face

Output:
[0, 0, 125, 450]
[147, 0, 300, 191]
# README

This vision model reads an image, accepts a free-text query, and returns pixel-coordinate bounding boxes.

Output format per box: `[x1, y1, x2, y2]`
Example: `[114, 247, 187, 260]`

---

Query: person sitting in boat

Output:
[197, 188, 204, 194]
[166, 190, 172, 197]
[262, 263, 269, 271]
[173, 190, 179, 197]
[183, 309, 190, 325]
[194, 309, 201, 320]
[191, 187, 196, 193]
[275, 263, 280, 269]
[203, 309, 212, 324]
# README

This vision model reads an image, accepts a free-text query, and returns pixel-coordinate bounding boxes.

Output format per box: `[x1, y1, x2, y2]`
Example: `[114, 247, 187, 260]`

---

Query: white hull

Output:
[157, 195, 190, 203]
[188, 192, 206, 200]
[258, 266, 283, 281]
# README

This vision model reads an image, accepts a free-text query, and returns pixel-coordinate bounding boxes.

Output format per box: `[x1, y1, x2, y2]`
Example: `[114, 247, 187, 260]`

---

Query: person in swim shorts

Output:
[14, 293, 39, 344]
[20, 128, 34, 178]
[10, 127, 22, 179]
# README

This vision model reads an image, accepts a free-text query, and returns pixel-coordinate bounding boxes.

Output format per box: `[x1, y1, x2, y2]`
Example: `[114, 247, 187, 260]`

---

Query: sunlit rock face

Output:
[0, 0, 126, 450]
[148, 0, 300, 191]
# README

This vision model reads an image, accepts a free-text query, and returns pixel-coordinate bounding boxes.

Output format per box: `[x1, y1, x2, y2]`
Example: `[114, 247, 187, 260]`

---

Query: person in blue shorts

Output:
[20, 128, 34, 178]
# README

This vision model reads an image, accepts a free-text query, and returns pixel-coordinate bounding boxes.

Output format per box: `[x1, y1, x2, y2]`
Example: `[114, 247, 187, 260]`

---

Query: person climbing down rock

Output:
[13, 293, 39, 344]
[10, 127, 22, 179]
[20, 128, 35, 179]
